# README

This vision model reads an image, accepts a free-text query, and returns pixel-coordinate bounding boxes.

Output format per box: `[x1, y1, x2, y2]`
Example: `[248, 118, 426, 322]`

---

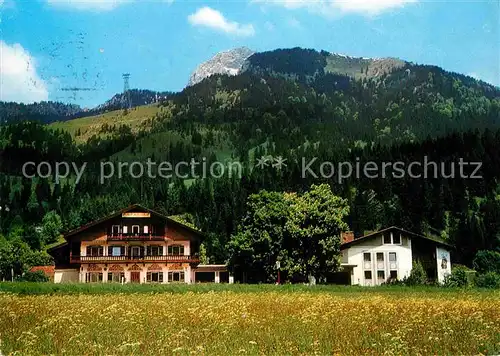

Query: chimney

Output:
[341, 231, 354, 244]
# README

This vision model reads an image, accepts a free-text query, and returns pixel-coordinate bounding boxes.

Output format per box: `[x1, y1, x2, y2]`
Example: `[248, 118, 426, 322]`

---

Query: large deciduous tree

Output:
[40, 211, 63, 245]
[228, 184, 349, 283]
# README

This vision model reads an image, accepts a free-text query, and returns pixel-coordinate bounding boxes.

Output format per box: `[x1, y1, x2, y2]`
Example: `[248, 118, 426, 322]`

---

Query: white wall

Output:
[54, 269, 79, 283]
[346, 235, 412, 286]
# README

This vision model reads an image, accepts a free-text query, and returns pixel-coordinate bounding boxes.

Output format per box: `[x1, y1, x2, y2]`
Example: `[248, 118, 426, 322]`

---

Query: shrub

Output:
[443, 265, 471, 287]
[474, 272, 500, 289]
[17, 271, 50, 282]
[405, 261, 427, 286]
[382, 278, 407, 286]
[473, 250, 500, 274]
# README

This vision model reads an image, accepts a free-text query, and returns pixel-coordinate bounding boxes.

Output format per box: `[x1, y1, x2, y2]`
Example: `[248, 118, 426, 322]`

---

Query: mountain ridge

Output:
[188, 47, 255, 87]
[3, 47, 499, 126]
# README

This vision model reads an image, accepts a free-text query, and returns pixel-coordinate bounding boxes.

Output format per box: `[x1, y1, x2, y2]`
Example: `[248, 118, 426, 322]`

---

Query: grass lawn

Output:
[0, 283, 498, 355]
[50, 104, 162, 143]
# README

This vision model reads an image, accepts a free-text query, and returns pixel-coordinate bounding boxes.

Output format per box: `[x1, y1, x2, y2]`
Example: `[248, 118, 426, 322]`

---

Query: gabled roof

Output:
[62, 204, 203, 240]
[340, 226, 453, 249]
[46, 241, 67, 252]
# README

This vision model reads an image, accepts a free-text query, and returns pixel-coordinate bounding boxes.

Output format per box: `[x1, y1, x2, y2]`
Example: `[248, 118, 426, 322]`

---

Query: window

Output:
[364, 271, 372, 280]
[111, 225, 120, 235]
[132, 225, 140, 235]
[376, 252, 384, 269]
[123, 225, 128, 234]
[86, 246, 103, 257]
[168, 245, 185, 255]
[147, 272, 163, 283]
[86, 272, 103, 283]
[383, 232, 392, 244]
[384, 231, 402, 244]
[389, 252, 398, 271]
[144, 225, 149, 234]
[108, 246, 124, 257]
[377, 270, 385, 280]
[147, 246, 163, 256]
[168, 271, 185, 282]
[108, 272, 124, 283]
[130, 246, 142, 257]
[390, 271, 398, 280]
[363, 252, 371, 269]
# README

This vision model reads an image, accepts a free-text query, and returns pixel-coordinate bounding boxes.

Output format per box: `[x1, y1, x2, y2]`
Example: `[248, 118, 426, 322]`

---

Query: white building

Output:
[339, 227, 452, 286]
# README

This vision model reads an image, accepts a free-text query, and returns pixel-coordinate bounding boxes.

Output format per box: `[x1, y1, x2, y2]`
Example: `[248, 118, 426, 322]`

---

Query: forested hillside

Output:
[0, 89, 173, 125]
[0, 101, 83, 124]
[0, 48, 499, 279]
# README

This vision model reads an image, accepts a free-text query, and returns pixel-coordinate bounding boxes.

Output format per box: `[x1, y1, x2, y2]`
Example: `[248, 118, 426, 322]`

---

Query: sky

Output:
[0, 0, 499, 108]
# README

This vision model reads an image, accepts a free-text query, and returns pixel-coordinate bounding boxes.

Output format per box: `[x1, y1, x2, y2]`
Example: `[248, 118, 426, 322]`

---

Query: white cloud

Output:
[188, 7, 255, 37]
[287, 17, 301, 28]
[46, 0, 132, 11]
[252, 0, 417, 16]
[0, 41, 49, 103]
[335, 0, 417, 14]
[265, 21, 275, 31]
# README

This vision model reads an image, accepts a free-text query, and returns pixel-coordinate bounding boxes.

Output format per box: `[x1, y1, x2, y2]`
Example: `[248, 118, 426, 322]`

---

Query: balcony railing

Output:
[70, 254, 200, 264]
[107, 234, 166, 241]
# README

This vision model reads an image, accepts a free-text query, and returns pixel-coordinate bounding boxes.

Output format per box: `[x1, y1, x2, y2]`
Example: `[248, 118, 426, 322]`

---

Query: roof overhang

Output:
[340, 263, 357, 267]
[341, 226, 453, 249]
[61, 204, 204, 241]
[193, 264, 228, 272]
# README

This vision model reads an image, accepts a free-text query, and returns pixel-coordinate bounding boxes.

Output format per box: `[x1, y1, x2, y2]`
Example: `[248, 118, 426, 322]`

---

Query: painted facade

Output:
[435, 246, 452, 284]
[48, 204, 231, 284]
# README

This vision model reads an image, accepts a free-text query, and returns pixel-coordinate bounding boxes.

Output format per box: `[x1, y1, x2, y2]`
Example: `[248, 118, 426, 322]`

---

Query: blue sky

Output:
[0, 0, 498, 108]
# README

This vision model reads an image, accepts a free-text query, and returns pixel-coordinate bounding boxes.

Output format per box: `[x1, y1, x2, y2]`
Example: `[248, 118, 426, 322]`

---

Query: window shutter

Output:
[99, 246, 104, 256]
[108, 246, 113, 256]
[147, 272, 151, 282]
[123, 226, 128, 234]
[159, 272, 163, 283]
[147, 246, 151, 256]
[86, 246, 91, 256]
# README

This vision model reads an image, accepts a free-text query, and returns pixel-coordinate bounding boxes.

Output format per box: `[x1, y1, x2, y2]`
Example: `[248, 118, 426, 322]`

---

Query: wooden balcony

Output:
[70, 254, 200, 264]
[107, 234, 166, 241]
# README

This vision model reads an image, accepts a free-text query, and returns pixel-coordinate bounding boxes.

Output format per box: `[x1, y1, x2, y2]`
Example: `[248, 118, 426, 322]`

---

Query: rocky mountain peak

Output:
[188, 47, 255, 87]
